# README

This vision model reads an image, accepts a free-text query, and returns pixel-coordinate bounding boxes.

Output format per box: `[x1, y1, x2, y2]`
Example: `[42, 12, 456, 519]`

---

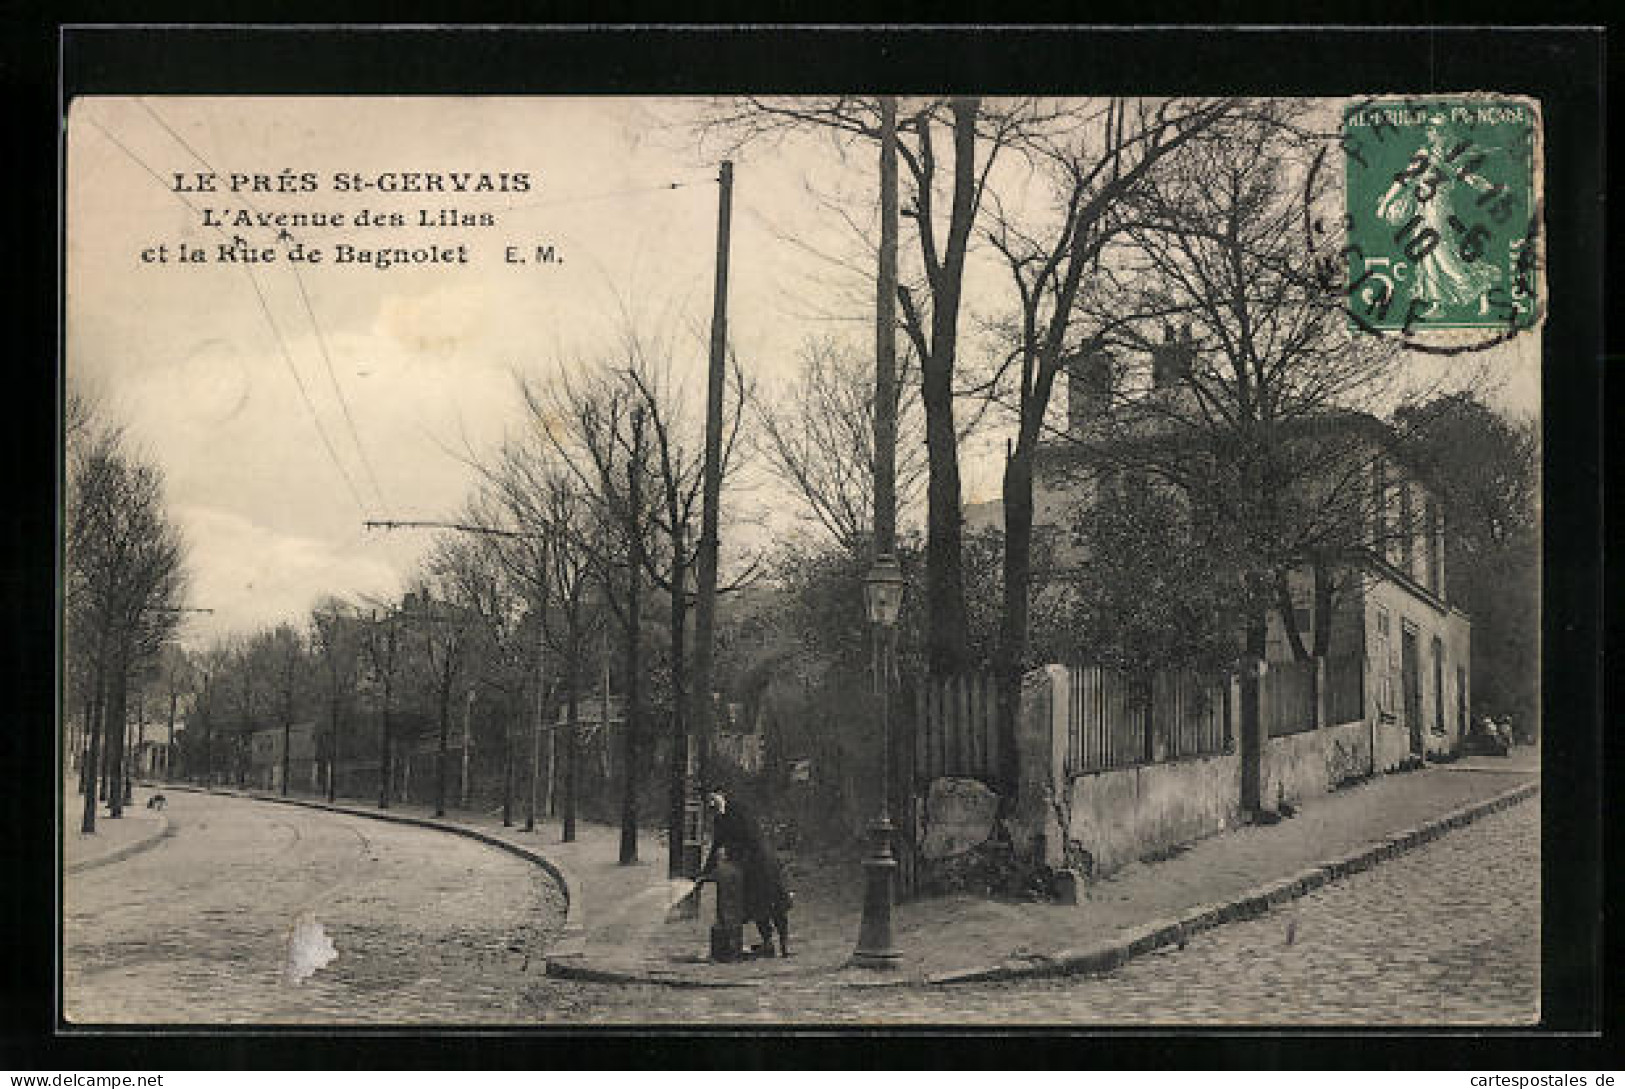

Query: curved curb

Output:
[159, 777, 1536, 990]
[925, 778, 1539, 985]
[66, 812, 172, 875]
[161, 785, 583, 952]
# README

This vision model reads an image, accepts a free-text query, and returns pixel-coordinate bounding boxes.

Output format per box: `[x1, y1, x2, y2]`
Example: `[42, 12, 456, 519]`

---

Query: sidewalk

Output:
[63, 782, 170, 873]
[155, 747, 1538, 988]
[547, 748, 1539, 986]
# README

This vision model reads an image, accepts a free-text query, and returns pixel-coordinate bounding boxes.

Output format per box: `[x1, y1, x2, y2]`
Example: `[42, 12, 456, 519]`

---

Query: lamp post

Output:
[852, 552, 905, 969]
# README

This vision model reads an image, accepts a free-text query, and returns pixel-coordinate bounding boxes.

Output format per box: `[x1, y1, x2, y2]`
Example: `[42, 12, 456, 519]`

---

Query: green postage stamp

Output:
[1342, 95, 1542, 337]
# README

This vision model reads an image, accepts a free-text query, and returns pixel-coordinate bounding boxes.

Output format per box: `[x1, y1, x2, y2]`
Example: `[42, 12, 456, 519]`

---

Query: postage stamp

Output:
[1341, 95, 1542, 337]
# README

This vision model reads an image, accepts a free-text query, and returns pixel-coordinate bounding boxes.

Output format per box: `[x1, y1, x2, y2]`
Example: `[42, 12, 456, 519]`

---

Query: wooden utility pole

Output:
[688, 159, 733, 872]
[461, 686, 475, 808]
[372, 607, 398, 810]
[876, 102, 899, 554]
[619, 407, 647, 865]
[526, 628, 545, 832]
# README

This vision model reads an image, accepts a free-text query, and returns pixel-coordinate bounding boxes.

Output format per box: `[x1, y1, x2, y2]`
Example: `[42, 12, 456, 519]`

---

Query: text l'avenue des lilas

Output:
[142, 169, 557, 270]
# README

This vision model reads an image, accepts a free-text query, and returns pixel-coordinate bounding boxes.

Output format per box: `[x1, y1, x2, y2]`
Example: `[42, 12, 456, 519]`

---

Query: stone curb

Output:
[162, 784, 585, 955]
[65, 811, 173, 875]
[160, 777, 1536, 991]
[924, 778, 1539, 985]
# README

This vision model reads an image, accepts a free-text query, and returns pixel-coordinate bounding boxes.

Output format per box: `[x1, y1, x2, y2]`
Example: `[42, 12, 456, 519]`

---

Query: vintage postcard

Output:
[62, 81, 1555, 1030]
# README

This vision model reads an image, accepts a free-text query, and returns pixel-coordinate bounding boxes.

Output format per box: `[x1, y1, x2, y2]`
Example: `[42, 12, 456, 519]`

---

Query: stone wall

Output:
[1261, 719, 1372, 806]
[1061, 751, 1242, 877]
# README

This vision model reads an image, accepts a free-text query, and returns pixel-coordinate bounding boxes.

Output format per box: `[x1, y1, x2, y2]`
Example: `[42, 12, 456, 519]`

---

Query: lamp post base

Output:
[850, 815, 901, 969]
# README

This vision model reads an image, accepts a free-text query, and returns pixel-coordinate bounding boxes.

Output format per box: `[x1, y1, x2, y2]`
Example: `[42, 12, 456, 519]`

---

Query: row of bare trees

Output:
[148, 333, 754, 873]
[66, 396, 190, 834]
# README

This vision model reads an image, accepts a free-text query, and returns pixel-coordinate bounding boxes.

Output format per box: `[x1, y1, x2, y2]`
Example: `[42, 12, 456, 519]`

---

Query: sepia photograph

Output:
[60, 79, 1558, 1030]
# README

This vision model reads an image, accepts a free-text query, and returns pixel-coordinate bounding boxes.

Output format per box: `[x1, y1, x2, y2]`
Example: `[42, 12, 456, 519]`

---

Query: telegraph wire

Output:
[138, 98, 391, 512]
[496, 177, 707, 216]
[82, 113, 372, 516]
[285, 259, 390, 510]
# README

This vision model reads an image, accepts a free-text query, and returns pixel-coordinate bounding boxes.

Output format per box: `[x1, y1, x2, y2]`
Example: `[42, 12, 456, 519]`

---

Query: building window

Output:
[1373, 606, 1394, 717]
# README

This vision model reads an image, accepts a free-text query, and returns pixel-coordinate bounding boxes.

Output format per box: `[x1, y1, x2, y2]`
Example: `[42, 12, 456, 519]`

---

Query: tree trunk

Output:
[995, 443, 1036, 797]
[1239, 607, 1268, 816]
[166, 692, 177, 783]
[326, 694, 340, 802]
[1275, 570, 1312, 662]
[378, 672, 393, 810]
[79, 685, 100, 798]
[501, 711, 514, 827]
[563, 676, 579, 844]
[922, 372, 970, 676]
[667, 568, 688, 878]
[281, 718, 291, 796]
[620, 580, 643, 867]
[913, 99, 980, 678]
[105, 648, 128, 820]
[620, 421, 645, 866]
[80, 668, 105, 834]
[435, 681, 451, 818]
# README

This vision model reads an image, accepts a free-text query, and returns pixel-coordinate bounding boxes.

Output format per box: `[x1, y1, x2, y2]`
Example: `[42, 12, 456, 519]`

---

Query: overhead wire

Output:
[82, 112, 372, 516]
[137, 98, 391, 513]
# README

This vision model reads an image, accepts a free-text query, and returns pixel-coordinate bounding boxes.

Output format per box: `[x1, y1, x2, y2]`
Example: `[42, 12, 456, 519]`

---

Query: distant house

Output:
[972, 352, 1470, 765]
[955, 357, 1478, 875]
[248, 722, 321, 793]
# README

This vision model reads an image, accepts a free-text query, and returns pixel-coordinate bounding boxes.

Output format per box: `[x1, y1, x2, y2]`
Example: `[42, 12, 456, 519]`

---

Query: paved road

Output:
[62, 789, 565, 1025]
[520, 797, 1540, 1025]
[63, 787, 1538, 1026]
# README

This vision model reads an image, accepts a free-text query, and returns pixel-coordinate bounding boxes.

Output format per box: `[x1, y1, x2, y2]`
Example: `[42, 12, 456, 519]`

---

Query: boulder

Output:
[921, 777, 1000, 860]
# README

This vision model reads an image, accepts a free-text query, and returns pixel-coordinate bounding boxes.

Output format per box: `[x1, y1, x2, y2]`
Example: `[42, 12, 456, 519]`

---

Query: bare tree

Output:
[977, 97, 1237, 791]
[1062, 103, 1417, 811]
[66, 424, 187, 831]
[404, 561, 482, 819]
[154, 643, 194, 782]
[706, 96, 1049, 674]
[515, 327, 754, 866]
[518, 365, 659, 863]
[625, 354, 752, 876]
[757, 337, 927, 555]
[420, 523, 534, 822]
[310, 599, 362, 803]
[189, 642, 231, 786]
[361, 604, 402, 809]
[265, 623, 304, 795]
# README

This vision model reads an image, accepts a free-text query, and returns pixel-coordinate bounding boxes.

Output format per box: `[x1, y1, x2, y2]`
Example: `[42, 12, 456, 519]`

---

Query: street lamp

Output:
[852, 552, 904, 969]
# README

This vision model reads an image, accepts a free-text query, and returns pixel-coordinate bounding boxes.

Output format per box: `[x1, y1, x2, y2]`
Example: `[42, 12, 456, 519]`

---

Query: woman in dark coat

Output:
[701, 790, 791, 956]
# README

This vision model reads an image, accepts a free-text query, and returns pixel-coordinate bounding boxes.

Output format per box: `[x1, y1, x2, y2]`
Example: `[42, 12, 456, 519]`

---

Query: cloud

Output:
[177, 504, 403, 642]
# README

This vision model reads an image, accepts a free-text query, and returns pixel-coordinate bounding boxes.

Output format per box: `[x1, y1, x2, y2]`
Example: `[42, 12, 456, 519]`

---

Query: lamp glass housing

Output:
[863, 554, 905, 629]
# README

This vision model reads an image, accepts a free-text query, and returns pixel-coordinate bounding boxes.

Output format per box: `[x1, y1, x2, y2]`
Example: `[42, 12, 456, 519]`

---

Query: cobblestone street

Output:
[520, 798, 1540, 1025]
[63, 786, 1537, 1026]
[62, 789, 565, 1025]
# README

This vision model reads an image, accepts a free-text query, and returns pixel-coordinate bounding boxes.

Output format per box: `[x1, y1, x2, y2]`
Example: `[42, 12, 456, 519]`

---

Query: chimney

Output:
[1152, 323, 1196, 389]
[1066, 351, 1113, 434]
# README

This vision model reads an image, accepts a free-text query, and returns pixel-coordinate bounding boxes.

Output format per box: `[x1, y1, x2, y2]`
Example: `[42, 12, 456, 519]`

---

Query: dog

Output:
[145, 794, 167, 811]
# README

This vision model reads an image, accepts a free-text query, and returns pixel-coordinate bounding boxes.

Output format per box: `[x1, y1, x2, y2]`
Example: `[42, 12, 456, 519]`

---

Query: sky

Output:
[66, 96, 1540, 648]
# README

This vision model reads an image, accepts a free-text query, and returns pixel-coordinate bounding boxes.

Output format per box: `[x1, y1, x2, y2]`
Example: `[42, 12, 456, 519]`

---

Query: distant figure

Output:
[701, 790, 792, 958]
[145, 793, 167, 811]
